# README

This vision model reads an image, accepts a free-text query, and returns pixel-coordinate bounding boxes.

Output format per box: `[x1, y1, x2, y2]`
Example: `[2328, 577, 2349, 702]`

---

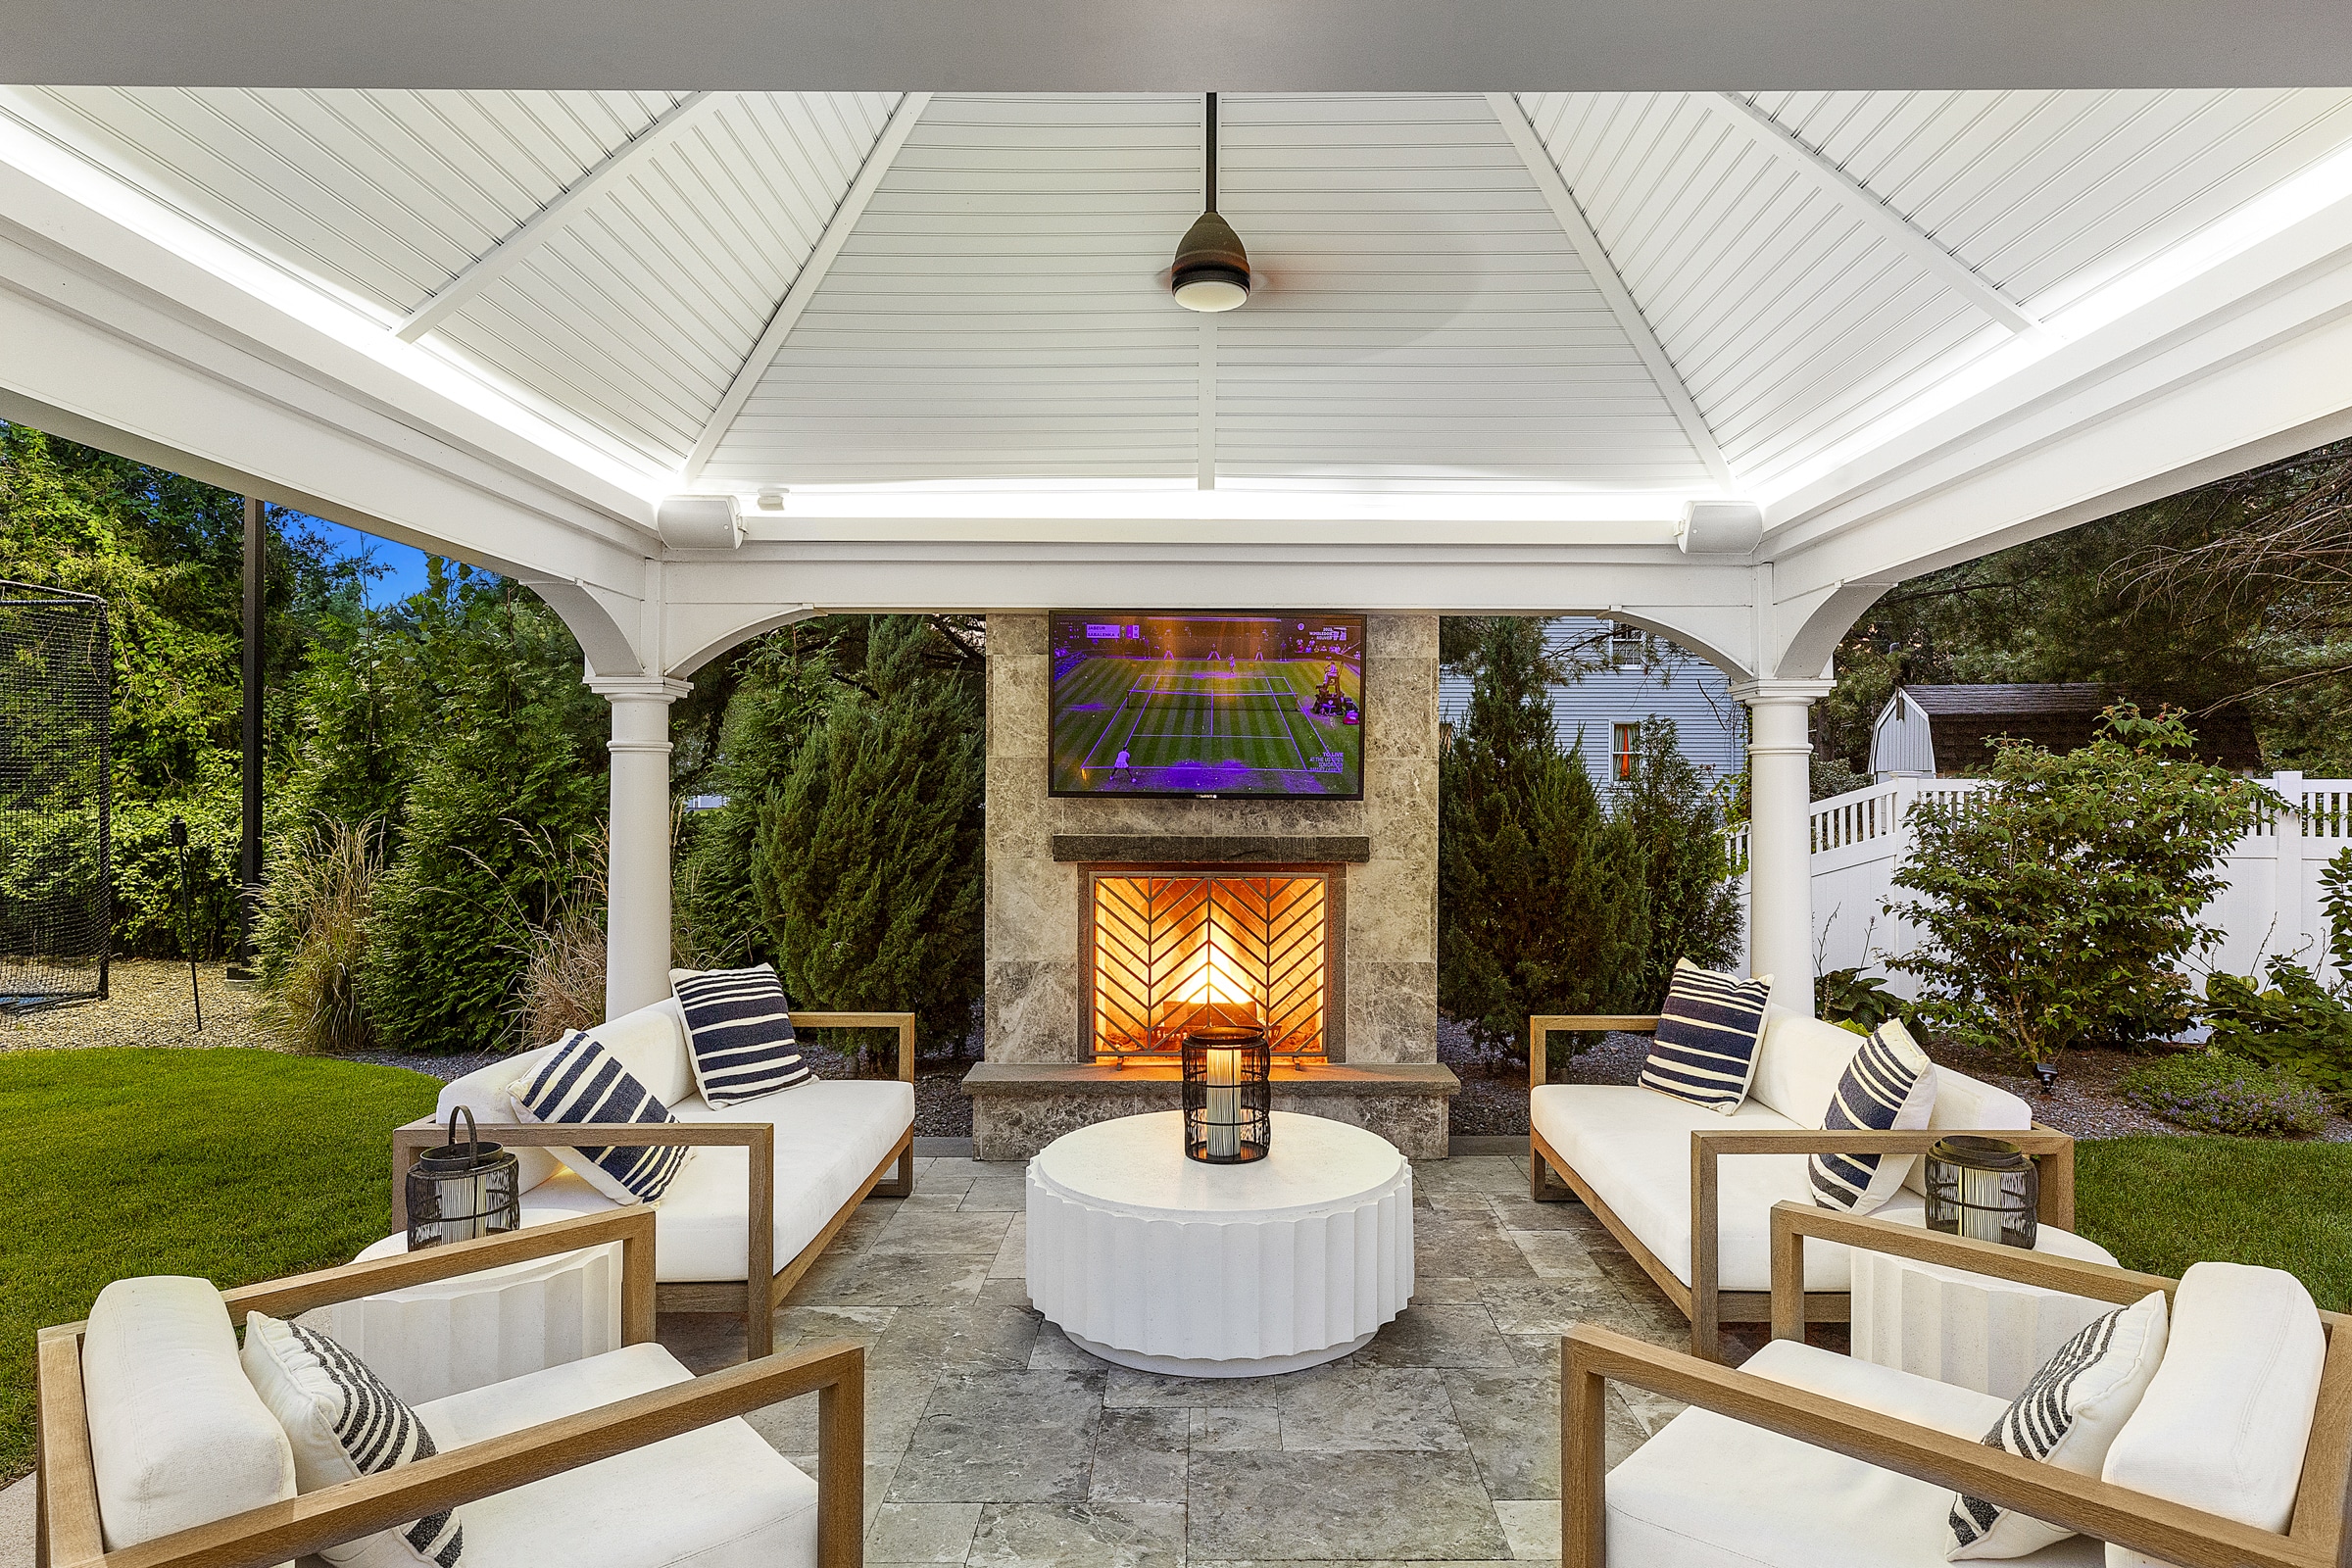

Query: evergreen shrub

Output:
[1614, 716, 1741, 1001]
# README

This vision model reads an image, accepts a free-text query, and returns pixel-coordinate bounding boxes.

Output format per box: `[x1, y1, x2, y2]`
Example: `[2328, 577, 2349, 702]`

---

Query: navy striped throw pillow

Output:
[1638, 958, 1773, 1113]
[1808, 1018, 1936, 1214]
[672, 964, 811, 1106]
[511, 1032, 690, 1204]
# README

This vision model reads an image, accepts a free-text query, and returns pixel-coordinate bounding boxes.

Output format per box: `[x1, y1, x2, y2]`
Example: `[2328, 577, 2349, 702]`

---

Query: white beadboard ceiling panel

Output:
[1517, 90, 2011, 488]
[1, 86, 683, 313]
[1212, 94, 1708, 490]
[430, 91, 901, 470]
[699, 94, 1206, 487]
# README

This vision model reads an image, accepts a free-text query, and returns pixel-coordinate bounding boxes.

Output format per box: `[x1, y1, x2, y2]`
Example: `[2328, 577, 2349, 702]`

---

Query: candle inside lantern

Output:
[1205, 1045, 1241, 1160]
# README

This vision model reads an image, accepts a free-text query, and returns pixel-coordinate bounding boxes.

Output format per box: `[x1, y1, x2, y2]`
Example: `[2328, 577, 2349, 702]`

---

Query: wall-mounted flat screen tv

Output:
[1049, 612, 1366, 799]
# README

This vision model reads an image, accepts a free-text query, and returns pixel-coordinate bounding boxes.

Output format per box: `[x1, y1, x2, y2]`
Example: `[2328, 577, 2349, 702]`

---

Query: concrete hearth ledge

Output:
[1048, 834, 1373, 863]
[961, 1060, 1458, 1161]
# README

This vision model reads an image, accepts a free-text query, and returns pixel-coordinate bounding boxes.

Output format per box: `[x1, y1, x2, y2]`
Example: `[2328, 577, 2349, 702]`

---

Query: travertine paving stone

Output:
[660, 1154, 1729, 1566]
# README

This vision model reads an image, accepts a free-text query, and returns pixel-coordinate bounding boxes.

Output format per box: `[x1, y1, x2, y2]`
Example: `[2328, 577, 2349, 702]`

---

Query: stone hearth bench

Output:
[961, 1060, 1458, 1159]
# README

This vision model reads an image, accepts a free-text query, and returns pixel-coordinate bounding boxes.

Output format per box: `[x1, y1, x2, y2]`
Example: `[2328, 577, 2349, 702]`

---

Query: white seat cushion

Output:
[79, 1277, 298, 1552]
[2101, 1261, 2327, 1568]
[1606, 1340, 2104, 1568]
[413, 1344, 817, 1568]
[1533, 1084, 1896, 1291]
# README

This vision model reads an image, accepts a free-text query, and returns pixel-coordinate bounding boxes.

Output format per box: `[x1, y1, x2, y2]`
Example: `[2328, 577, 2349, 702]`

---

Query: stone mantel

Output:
[1050, 834, 1373, 864]
[963, 1061, 1458, 1161]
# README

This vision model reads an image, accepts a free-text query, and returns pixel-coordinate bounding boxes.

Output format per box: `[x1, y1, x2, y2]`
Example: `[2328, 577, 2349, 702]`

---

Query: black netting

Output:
[0, 581, 111, 1003]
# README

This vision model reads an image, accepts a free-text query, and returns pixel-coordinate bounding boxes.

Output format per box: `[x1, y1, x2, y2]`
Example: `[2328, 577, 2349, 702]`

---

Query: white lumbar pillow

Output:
[2100, 1261, 2327, 1567]
[1945, 1289, 2170, 1559]
[79, 1276, 297, 1552]
[240, 1310, 466, 1567]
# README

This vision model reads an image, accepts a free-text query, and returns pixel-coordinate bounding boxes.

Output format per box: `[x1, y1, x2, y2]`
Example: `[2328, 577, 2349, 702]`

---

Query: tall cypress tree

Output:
[753, 616, 984, 1051]
[1438, 617, 1649, 1064]
[1615, 716, 1742, 1000]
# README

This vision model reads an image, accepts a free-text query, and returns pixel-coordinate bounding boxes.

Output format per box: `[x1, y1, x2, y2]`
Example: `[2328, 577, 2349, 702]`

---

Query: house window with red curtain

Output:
[1612, 723, 1638, 780]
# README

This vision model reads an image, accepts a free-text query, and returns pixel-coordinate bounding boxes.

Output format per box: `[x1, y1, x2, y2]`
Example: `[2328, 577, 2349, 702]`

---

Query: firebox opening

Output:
[1086, 866, 1335, 1061]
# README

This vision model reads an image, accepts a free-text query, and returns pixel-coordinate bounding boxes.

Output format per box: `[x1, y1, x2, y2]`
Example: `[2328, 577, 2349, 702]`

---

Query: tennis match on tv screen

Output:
[1049, 612, 1365, 798]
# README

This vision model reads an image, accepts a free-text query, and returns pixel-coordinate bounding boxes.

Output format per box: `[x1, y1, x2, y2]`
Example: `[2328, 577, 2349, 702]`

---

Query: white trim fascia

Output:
[398, 92, 723, 342]
[1704, 93, 2040, 334]
[1489, 91, 1735, 490]
[683, 89, 932, 483]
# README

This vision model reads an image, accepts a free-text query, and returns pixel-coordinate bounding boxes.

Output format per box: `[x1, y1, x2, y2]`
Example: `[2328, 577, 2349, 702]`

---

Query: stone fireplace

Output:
[963, 613, 1455, 1158]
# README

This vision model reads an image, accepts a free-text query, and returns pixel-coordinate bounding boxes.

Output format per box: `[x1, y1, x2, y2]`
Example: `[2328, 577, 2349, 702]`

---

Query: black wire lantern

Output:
[1923, 1135, 2040, 1249]
[406, 1105, 522, 1250]
[1183, 1024, 1270, 1164]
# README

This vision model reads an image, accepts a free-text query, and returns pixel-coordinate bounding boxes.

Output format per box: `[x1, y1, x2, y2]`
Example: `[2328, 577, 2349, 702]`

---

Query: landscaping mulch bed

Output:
[1441, 1011, 2352, 1143]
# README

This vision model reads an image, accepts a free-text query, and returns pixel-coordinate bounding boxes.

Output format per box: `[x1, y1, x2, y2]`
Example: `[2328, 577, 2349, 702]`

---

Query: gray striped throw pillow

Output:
[1807, 1017, 1936, 1213]
[672, 963, 811, 1106]
[1638, 958, 1773, 1113]
[511, 1032, 690, 1204]
[1947, 1290, 2171, 1558]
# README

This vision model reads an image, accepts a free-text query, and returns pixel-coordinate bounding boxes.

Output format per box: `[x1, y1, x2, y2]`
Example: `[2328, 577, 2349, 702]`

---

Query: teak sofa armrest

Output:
[1529, 1015, 1662, 1086]
[795, 1010, 917, 1082]
[40, 1339, 867, 1568]
[1559, 1322, 2336, 1568]
[1684, 1124, 2075, 1361]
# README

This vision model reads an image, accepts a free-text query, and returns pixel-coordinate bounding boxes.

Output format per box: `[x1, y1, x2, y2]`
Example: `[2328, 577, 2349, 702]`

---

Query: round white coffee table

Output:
[1025, 1109, 1413, 1376]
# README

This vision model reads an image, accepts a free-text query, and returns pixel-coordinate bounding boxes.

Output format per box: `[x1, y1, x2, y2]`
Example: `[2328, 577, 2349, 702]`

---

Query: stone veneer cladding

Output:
[974, 613, 1446, 1156]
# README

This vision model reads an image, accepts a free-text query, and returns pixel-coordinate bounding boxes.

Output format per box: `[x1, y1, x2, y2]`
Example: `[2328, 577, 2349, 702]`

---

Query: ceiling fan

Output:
[1169, 92, 1250, 313]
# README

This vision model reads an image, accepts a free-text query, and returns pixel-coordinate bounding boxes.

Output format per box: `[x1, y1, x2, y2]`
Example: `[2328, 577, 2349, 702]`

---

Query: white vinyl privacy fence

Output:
[1732, 773, 2352, 998]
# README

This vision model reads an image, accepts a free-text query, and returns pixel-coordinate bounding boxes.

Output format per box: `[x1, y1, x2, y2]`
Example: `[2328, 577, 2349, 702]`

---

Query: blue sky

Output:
[297, 514, 433, 608]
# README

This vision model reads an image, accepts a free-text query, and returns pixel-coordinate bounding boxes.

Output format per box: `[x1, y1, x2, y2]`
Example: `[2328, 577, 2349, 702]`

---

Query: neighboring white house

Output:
[1441, 617, 1747, 786]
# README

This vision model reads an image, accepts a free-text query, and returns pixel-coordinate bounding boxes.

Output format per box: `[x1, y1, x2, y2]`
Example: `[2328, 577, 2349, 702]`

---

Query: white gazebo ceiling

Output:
[10, 86, 2352, 505]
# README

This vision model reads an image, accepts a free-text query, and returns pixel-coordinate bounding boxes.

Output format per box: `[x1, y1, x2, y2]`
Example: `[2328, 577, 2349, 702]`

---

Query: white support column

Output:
[1732, 678, 1836, 1014]
[588, 674, 693, 1018]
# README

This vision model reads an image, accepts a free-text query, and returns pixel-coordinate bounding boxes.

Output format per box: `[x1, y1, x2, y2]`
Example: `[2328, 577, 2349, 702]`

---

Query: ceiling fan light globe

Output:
[1173, 271, 1250, 312]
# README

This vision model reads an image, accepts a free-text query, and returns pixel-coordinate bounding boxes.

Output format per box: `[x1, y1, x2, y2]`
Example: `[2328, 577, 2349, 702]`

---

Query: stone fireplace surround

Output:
[963, 613, 1456, 1159]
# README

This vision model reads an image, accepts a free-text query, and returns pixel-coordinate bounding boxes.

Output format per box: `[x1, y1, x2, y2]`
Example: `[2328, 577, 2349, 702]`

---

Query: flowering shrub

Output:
[2118, 1052, 2331, 1137]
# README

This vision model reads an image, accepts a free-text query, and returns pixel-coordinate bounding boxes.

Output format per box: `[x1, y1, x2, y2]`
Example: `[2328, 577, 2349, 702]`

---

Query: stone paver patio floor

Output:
[658, 1153, 1728, 1568]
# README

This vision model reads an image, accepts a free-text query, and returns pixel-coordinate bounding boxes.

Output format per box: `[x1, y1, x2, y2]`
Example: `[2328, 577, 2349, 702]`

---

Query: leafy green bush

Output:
[2117, 1052, 2330, 1136]
[2200, 956, 2352, 1104]
[1615, 716, 1741, 1002]
[752, 616, 982, 1053]
[1886, 706, 2272, 1060]
[254, 817, 383, 1053]
[1439, 617, 1647, 1066]
[1818, 965, 1906, 1032]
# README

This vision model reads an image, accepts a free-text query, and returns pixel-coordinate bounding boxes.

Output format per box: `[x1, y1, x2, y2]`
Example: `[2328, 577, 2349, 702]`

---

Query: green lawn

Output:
[0, 1048, 439, 1484]
[2073, 1135, 2352, 1311]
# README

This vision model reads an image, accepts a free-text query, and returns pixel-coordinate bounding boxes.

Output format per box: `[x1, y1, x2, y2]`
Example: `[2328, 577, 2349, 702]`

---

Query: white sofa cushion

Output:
[2101, 1262, 2327, 1568]
[1904, 1066, 2036, 1197]
[239, 1312, 466, 1568]
[1639, 959, 1774, 1113]
[582, 998, 696, 1109]
[1810, 1020, 1937, 1216]
[1948, 1290, 2169, 1559]
[79, 1276, 297, 1553]
[509, 1034, 693, 1206]
[1748, 1005, 1866, 1125]
[1533, 1084, 1895, 1291]
[413, 1343, 818, 1568]
[1606, 1340, 2103, 1568]
[396, 1079, 914, 1284]
[439, 1044, 564, 1194]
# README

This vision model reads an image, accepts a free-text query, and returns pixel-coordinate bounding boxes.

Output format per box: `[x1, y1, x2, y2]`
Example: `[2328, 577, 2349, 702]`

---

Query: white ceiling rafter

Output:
[1702, 92, 2042, 334]
[682, 89, 930, 483]
[1488, 91, 1734, 490]
[395, 90, 721, 342]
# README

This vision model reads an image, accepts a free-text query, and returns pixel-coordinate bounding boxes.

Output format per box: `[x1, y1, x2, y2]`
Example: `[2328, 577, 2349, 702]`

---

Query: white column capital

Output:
[1728, 677, 1837, 708]
[586, 673, 694, 705]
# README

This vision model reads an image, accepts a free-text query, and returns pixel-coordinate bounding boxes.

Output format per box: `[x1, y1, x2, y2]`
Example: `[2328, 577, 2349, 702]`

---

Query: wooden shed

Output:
[1870, 683, 2264, 779]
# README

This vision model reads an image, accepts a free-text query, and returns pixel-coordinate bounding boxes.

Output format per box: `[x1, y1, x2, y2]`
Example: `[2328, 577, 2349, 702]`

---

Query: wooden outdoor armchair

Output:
[1560, 1203, 2352, 1568]
[390, 1009, 916, 1359]
[36, 1210, 867, 1568]
[1530, 1013, 2076, 1359]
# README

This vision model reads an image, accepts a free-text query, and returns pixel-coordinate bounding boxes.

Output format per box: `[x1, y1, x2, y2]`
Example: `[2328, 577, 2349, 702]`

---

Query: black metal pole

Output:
[232, 494, 263, 978]
[1204, 92, 1218, 212]
[171, 813, 202, 1028]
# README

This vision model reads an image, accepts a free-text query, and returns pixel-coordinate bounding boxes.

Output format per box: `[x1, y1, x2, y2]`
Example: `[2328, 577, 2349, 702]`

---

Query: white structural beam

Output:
[1489, 92, 1734, 490]
[683, 90, 931, 482]
[397, 91, 721, 342]
[1702, 93, 2040, 334]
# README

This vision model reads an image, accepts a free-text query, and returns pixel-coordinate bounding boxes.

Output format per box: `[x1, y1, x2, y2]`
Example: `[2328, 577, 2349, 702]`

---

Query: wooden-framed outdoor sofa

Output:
[36, 1209, 867, 1568]
[1529, 1011, 2076, 1360]
[391, 1005, 917, 1358]
[1561, 1201, 2352, 1568]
